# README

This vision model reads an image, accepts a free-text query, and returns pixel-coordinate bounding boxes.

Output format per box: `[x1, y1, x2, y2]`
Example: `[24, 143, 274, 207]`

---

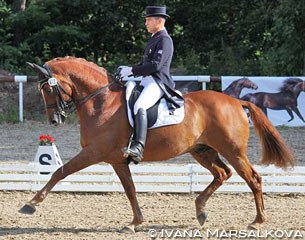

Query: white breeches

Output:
[133, 76, 164, 115]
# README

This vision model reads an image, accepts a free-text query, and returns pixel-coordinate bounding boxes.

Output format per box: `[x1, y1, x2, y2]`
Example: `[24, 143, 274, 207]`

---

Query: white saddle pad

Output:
[125, 81, 184, 129]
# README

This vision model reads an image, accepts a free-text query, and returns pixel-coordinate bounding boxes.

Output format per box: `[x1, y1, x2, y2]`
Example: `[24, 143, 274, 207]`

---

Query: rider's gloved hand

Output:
[117, 66, 133, 79]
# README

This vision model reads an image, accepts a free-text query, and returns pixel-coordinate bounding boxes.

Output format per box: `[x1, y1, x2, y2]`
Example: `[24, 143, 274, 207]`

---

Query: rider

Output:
[118, 6, 175, 163]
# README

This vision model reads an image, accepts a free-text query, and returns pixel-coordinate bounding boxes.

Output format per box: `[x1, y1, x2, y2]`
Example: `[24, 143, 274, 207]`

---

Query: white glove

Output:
[118, 66, 132, 78]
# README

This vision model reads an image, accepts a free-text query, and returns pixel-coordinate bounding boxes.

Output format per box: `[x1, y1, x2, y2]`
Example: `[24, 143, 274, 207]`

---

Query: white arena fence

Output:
[0, 163, 304, 193]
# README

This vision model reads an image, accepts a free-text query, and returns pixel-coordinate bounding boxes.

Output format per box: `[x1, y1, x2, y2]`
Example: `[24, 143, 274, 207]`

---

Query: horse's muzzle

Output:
[51, 111, 66, 126]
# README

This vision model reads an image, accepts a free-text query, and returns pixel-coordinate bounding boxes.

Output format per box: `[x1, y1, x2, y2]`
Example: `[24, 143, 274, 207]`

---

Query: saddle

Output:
[125, 81, 185, 129]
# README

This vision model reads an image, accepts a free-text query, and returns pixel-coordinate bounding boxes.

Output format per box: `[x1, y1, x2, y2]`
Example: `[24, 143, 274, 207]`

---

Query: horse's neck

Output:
[289, 87, 302, 98]
[232, 84, 242, 94]
[76, 89, 125, 145]
[77, 89, 123, 119]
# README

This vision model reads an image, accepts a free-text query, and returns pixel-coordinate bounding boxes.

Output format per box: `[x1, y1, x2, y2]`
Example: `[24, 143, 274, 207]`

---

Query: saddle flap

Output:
[126, 81, 159, 128]
[125, 81, 184, 129]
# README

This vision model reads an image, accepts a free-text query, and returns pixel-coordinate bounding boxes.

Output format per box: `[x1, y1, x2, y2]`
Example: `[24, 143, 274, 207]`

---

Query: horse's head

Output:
[295, 80, 305, 93]
[28, 57, 119, 126]
[27, 62, 73, 126]
[280, 78, 305, 94]
[240, 78, 258, 90]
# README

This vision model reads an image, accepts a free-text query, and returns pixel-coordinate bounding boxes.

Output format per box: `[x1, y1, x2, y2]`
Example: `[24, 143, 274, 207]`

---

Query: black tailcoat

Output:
[132, 29, 175, 89]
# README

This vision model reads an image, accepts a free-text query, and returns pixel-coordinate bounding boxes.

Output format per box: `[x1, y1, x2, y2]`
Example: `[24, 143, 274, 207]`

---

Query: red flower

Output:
[39, 134, 55, 146]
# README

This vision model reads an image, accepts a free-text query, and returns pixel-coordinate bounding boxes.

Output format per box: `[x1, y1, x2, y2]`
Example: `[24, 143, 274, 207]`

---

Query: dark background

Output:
[1, 0, 304, 76]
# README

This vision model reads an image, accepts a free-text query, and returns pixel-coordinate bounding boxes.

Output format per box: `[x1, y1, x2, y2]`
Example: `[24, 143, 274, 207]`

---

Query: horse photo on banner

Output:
[222, 76, 305, 127]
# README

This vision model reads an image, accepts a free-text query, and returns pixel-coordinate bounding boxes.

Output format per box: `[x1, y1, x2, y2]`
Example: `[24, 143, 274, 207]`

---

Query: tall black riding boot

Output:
[128, 108, 147, 162]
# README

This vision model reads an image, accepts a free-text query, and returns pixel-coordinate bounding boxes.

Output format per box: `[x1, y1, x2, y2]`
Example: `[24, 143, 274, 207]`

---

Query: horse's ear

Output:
[26, 62, 35, 70]
[27, 62, 49, 77]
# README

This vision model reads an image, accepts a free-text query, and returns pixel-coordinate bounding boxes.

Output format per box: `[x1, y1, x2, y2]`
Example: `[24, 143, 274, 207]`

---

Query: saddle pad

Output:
[125, 81, 184, 129]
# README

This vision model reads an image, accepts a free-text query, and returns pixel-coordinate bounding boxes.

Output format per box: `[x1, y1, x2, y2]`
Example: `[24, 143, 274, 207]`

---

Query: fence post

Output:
[197, 76, 212, 90]
[15, 76, 27, 122]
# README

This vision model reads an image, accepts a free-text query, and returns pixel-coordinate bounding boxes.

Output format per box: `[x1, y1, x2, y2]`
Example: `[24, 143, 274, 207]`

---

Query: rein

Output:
[39, 64, 121, 115]
[75, 81, 115, 106]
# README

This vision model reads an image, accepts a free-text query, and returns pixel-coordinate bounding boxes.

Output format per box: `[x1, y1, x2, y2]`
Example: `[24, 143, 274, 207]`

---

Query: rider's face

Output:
[145, 17, 163, 34]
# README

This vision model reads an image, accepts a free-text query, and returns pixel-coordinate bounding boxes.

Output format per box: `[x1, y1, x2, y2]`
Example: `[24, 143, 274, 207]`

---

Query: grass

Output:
[0, 105, 20, 123]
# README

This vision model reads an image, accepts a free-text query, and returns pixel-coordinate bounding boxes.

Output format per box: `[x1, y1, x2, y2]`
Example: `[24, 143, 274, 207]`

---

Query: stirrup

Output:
[122, 142, 144, 163]
[122, 146, 132, 158]
[128, 148, 143, 162]
[122, 147, 143, 164]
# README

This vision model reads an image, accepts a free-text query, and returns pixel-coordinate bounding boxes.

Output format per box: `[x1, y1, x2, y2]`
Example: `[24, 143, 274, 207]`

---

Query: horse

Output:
[241, 78, 305, 122]
[19, 57, 294, 232]
[223, 77, 258, 98]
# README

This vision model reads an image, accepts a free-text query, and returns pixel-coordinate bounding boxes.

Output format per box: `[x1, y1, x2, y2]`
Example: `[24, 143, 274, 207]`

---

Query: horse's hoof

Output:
[197, 212, 208, 226]
[19, 204, 36, 214]
[248, 223, 260, 230]
[119, 225, 135, 233]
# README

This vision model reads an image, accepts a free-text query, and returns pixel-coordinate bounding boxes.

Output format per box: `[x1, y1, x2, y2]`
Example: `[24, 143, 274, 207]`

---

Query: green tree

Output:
[261, 0, 305, 75]
[1, 0, 304, 76]
[172, 0, 278, 75]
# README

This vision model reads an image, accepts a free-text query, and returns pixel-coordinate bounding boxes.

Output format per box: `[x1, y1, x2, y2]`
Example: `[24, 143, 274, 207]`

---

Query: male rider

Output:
[118, 6, 175, 163]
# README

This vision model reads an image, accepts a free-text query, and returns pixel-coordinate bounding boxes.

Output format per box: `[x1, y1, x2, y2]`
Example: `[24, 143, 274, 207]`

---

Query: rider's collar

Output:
[151, 27, 166, 37]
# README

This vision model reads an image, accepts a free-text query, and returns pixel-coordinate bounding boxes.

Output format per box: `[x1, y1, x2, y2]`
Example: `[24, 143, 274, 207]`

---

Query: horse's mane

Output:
[48, 56, 108, 77]
[226, 77, 248, 87]
[235, 77, 248, 83]
[47, 56, 123, 91]
[280, 78, 303, 91]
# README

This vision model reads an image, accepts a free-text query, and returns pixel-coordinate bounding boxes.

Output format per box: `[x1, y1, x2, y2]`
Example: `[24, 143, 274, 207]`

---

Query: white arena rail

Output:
[0, 163, 304, 193]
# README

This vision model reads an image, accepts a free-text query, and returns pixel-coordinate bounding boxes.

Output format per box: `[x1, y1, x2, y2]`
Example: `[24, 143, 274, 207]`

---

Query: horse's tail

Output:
[240, 100, 295, 169]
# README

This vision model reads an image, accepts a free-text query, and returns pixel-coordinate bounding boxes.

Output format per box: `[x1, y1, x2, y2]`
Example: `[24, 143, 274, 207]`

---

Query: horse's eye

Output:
[44, 85, 53, 95]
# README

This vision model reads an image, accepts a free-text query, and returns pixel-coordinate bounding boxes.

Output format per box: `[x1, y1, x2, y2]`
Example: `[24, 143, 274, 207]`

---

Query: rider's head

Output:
[144, 6, 169, 34]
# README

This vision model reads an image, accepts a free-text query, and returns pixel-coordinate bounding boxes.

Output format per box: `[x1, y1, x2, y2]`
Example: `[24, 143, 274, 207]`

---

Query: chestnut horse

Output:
[241, 78, 305, 122]
[20, 57, 294, 232]
[223, 77, 258, 98]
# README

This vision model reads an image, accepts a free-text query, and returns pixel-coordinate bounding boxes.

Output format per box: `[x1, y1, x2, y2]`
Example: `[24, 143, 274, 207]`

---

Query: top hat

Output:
[144, 6, 169, 18]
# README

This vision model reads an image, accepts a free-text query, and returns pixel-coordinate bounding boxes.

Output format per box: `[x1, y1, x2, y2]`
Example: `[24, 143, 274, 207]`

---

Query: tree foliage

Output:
[1, 0, 304, 76]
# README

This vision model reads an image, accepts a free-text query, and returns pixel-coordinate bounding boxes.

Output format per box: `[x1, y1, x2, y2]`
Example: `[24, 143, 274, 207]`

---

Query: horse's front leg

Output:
[112, 163, 143, 233]
[19, 148, 101, 214]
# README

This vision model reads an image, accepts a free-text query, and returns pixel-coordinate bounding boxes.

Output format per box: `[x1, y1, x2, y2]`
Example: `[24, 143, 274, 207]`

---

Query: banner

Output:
[222, 76, 305, 127]
[175, 81, 201, 94]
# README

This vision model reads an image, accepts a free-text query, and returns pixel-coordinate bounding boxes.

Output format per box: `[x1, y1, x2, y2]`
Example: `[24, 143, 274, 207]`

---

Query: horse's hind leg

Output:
[190, 146, 232, 226]
[292, 107, 305, 122]
[112, 163, 143, 233]
[260, 106, 268, 116]
[224, 152, 266, 229]
[286, 109, 294, 122]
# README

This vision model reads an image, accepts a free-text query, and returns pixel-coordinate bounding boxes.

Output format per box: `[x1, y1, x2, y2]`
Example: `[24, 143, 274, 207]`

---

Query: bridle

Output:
[38, 64, 123, 120]
[39, 76, 73, 119]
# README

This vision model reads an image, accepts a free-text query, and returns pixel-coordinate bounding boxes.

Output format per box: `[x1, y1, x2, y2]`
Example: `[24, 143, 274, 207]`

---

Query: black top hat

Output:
[144, 6, 169, 18]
